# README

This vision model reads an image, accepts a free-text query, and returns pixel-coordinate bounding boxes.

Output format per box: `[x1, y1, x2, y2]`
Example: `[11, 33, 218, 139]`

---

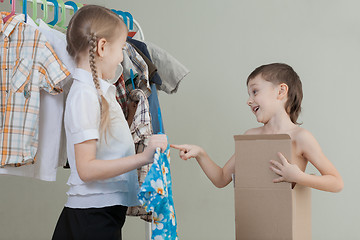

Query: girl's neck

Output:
[76, 56, 103, 79]
[262, 111, 297, 134]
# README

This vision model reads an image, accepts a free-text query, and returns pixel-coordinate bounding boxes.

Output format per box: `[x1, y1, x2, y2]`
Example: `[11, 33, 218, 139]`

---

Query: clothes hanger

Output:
[111, 9, 133, 30]
[75, 2, 83, 9]
[56, 0, 66, 29]
[47, 0, 59, 26]
[3, 0, 16, 23]
[22, 0, 27, 22]
[130, 69, 135, 90]
[64, 1, 78, 14]
[41, 0, 49, 22]
[31, 0, 38, 22]
[132, 18, 145, 40]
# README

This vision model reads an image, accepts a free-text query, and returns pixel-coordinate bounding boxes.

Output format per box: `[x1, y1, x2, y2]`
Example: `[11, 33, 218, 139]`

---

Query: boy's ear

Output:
[278, 83, 289, 100]
[96, 38, 107, 58]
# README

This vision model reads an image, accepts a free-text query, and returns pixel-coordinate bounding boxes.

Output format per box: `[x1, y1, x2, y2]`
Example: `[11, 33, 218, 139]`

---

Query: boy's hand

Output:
[270, 152, 304, 183]
[170, 144, 204, 161]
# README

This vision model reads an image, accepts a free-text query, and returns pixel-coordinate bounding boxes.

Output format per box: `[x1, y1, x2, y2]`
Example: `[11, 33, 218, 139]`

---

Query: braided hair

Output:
[66, 5, 127, 139]
[88, 32, 111, 138]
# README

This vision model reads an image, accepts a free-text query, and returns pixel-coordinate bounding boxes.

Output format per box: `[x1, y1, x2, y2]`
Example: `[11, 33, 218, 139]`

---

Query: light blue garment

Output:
[148, 83, 164, 134]
[138, 146, 178, 240]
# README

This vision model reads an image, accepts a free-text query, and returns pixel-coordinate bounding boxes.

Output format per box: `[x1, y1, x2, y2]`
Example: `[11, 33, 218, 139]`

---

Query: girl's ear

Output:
[278, 83, 289, 100]
[96, 38, 107, 58]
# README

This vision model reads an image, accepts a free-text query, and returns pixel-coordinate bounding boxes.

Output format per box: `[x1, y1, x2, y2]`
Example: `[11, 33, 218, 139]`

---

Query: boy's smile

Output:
[247, 75, 281, 123]
[252, 105, 260, 114]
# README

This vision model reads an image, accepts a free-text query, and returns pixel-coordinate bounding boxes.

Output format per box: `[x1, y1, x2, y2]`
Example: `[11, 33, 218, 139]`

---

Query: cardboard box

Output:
[234, 134, 311, 240]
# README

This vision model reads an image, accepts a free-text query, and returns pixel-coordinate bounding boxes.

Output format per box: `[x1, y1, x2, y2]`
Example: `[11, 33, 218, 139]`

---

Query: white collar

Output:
[73, 68, 112, 95]
[25, 15, 37, 28]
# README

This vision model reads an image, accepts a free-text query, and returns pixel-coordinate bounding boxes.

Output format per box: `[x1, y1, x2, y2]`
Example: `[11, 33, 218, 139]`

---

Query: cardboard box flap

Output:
[234, 134, 291, 141]
[235, 188, 293, 240]
[234, 134, 292, 190]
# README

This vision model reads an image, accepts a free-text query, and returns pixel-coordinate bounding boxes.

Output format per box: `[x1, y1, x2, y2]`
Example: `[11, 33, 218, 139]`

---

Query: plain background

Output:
[0, 0, 358, 239]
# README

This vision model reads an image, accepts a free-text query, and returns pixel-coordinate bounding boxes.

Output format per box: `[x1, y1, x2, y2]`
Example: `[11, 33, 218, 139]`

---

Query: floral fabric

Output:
[138, 146, 178, 240]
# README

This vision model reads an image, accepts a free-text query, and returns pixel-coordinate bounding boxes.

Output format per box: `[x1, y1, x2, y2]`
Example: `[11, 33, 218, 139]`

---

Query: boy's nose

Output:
[247, 97, 253, 106]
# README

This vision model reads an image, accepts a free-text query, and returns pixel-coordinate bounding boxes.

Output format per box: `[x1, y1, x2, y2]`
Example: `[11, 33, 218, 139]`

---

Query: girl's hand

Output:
[270, 152, 304, 183]
[170, 144, 204, 160]
[142, 134, 168, 164]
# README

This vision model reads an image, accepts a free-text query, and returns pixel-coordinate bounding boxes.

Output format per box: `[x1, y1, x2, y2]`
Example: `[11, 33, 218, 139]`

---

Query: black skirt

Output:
[52, 205, 128, 240]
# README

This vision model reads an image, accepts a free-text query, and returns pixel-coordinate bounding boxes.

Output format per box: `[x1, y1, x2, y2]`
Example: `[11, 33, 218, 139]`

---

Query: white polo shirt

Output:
[64, 68, 140, 208]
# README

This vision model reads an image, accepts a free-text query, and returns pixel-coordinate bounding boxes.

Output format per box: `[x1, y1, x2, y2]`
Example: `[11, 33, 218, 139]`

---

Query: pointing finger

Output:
[170, 144, 185, 150]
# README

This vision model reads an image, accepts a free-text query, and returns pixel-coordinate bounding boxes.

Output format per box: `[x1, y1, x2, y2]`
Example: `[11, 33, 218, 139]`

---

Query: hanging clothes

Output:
[127, 38, 162, 86]
[114, 74, 128, 116]
[123, 42, 151, 97]
[0, 13, 70, 167]
[145, 41, 190, 94]
[114, 41, 164, 133]
[128, 89, 153, 153]
[35, 18, 75, 171]
[138, 146, 178, 240]
[121, 53, 139, 89]
[126, 88, 153, 222]
[117, 41, 166, 212]
[125, 39, 165, 134]
[112, 41, 158, 221]
[113, 42, 151, 116]
[148, 83, 164, 134]
[0, 16, 74, 180]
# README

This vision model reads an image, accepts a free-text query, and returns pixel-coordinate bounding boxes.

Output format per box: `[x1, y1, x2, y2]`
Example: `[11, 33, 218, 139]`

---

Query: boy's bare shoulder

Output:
[291, 126, 316, 144]
[244, 127, 263, 135]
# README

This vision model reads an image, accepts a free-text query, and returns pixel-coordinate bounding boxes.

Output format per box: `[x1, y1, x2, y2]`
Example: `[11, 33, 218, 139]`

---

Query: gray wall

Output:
[0, 0, 358, 239]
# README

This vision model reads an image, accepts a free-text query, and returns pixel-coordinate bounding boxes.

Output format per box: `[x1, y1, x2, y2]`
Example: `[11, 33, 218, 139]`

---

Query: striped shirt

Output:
[0, 13, 70, 167]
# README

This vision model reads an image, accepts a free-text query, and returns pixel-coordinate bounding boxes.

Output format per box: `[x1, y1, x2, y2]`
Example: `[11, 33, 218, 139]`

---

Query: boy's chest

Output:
[291, 140, 307, 171]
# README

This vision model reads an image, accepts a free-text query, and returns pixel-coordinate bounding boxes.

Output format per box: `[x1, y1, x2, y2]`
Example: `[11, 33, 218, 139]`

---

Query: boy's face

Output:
[246, 75, 282, 124]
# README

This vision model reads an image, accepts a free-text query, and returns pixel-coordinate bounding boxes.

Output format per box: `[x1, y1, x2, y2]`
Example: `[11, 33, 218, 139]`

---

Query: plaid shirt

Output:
[127, 88, 153, 221]
[0, 13, 70, 167]
[124, 42, 151, 97]
[114, 74, 128, 116]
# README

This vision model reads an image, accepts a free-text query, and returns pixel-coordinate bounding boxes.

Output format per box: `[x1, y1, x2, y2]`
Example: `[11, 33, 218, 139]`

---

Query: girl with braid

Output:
[52, 5, 167, 240]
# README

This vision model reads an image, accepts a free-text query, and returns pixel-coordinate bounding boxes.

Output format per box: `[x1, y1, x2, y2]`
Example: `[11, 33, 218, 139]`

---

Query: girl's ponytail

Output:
[88, 33, 111, 140]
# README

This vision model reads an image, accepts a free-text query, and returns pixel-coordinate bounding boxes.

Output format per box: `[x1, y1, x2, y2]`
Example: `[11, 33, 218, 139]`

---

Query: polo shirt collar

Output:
[73, 68, 112, 95]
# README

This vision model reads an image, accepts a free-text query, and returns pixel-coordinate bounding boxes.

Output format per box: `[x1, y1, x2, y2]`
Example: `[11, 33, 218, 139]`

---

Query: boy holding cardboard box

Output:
[171, 63, 343, 193]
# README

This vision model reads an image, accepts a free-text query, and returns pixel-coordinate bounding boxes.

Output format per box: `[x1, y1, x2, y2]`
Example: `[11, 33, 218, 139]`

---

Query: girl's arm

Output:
[171, 144, 234, 188]
[270, 130, 343, 193]
[75, 134, 168, 182]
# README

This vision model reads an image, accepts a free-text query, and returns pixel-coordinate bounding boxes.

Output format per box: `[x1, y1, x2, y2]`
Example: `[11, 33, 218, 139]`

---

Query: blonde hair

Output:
[66, 5, 127, 138]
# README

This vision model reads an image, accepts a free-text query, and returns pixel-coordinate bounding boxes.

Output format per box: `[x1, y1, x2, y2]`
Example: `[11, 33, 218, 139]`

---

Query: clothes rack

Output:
[1, 1, 150, 239]
[27, 0, 74, 10]
[5, 0, 144, 37]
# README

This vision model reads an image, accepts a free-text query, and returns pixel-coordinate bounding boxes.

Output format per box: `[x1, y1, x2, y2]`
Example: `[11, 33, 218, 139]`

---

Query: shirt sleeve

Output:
[66, 88, 101, 144]
[37, 34, 71, 95]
